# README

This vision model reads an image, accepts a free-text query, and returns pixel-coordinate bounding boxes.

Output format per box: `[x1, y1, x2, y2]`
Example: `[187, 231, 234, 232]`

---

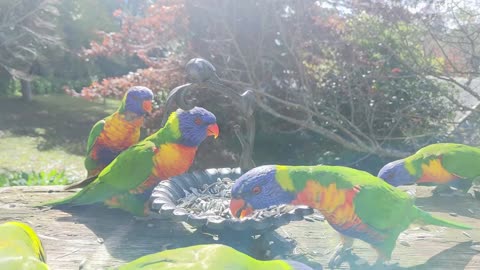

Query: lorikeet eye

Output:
[194, 117, 203, 125]
[252, 186, 261, 194]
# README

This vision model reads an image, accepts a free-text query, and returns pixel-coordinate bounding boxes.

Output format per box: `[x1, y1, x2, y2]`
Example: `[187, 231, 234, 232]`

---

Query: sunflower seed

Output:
[175, 177, 302, 220]
[399, 241, 410, 247]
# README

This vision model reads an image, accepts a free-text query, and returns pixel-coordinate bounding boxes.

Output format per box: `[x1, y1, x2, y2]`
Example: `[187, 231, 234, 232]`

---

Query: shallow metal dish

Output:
[149, 167, 313, 235]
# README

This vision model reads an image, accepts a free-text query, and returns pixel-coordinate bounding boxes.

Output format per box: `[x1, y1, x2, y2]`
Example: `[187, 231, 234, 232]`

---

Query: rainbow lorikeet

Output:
[116, 244, 314, 270]
[44, 107, 219, 216]
[83, 86, 154, 179]
[0, 221, 49, 270]
[230, 165, 472, 268]
[377, 143, 480, 195]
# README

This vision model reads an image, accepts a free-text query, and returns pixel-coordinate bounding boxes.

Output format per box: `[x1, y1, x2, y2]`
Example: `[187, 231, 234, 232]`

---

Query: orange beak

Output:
[207, 123, 219, 139]
[230, 198, 253, 219]
[142, 100, 153, 113]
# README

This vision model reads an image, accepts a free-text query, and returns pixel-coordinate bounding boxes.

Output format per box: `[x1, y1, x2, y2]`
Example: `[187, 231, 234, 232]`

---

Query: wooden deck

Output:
[0, 185, 479, 270]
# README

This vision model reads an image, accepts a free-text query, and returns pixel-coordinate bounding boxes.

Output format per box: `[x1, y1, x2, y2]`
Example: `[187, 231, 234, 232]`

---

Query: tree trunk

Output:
[20, 79, 32, 102]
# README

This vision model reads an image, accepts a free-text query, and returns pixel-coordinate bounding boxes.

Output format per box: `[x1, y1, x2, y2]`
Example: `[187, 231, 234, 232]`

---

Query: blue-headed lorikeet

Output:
[229, 165, 472, 268]
[116, 244, 315, 270]
[0, 221, 49, 270]
[44, 107, 219, 216]
[83, 86, 154, 179]
[377, 143, 480, 195]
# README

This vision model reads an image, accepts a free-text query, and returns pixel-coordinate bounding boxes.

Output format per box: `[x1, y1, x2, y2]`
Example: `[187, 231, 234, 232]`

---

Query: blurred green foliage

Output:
[0, 169, 72, 187]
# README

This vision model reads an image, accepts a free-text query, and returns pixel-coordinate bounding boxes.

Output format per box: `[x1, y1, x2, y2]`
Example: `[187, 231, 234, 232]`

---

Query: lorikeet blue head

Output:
[230, 165, 295, 218]
[177, 107, 219, 147]
[377, 159, 416, 186]
[124, 86, 154, 116]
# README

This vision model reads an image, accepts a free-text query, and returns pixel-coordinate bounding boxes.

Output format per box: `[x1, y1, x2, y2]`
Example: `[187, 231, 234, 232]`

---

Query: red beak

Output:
[142, 100, 153, 113]
[229, 198, 253, 219]
[207, 123, 219, 139]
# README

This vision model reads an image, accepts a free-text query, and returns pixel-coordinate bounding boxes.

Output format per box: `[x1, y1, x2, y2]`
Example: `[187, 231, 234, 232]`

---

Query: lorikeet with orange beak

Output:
[230, 165, 471, 268]
[44, 107, 219, 216]
[83, 86, 154, 179]
[378, 143, 480, 195]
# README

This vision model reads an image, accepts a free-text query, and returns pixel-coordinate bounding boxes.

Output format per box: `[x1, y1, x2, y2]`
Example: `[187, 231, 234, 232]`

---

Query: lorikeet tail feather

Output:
[414, 206, 472, 230]
[39, 189, 90, 207]
[64, 175, 98, 191]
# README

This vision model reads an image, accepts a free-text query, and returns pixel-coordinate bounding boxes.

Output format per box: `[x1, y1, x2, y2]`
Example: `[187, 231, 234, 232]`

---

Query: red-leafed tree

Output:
[67, 0, 188, 100]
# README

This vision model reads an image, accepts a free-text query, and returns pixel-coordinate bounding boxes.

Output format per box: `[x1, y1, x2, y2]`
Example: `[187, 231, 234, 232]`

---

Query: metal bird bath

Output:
[149, 167, 313, 235]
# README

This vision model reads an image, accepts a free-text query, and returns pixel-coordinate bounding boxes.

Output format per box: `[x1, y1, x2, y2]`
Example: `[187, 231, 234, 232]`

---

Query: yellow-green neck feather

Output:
[144, 112, 181, 144]
[276, 165, 296, 192]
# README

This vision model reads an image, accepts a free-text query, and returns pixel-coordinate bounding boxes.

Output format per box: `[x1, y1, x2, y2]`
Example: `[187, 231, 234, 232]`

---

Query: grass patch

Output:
[0, 94, 120, 186]
[0, 169, 71, 187]
[0, 135, 86, 182]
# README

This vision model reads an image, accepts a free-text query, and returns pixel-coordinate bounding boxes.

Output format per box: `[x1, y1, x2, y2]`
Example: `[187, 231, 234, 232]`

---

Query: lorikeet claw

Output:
[328, 247, 365, 269]
[371, 261, 399, 270]
[328, 237, 354, 269]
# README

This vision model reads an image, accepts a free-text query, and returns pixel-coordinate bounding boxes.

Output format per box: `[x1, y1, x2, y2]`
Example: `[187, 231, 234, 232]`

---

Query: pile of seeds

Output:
[176, 177, 298, 220]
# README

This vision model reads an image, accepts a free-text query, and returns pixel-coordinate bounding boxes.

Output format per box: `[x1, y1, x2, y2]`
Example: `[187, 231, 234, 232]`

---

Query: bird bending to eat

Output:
[230, 165, 472, 268]
[0, 221, 49, 270]
[117, 244, 315, 270]
[378, 143, 480, 196]
[80, 86, 154, 180]
[43, 107, 219, 216]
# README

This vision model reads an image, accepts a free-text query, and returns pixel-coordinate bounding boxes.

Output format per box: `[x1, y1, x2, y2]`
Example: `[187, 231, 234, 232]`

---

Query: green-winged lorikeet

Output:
[116, 244, 315, 270]
[230, 165, 472, 268]
[377, 143, 480, 194]
[0, 221, 49, 270]
[82, 86, 154, 179]
[44, 107, 219, 216]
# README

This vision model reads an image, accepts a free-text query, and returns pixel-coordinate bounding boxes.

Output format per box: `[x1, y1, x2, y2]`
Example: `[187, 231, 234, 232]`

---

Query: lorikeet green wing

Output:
[116, 244, 312, 270]
[84, 119, 106, 173]
[0, 221, 49, 270]
[422, 144, 480, 179]
[47, 141, 158, 207]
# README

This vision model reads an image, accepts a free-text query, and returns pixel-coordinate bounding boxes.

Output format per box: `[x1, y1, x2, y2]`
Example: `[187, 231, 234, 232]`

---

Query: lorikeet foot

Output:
[328, 236, 355, 269]
[370, 249, 398, 269]
[371, 261, 399, 270]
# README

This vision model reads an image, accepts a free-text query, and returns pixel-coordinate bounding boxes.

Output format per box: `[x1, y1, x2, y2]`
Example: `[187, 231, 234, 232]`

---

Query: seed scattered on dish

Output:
[176, 177, 301, 220]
